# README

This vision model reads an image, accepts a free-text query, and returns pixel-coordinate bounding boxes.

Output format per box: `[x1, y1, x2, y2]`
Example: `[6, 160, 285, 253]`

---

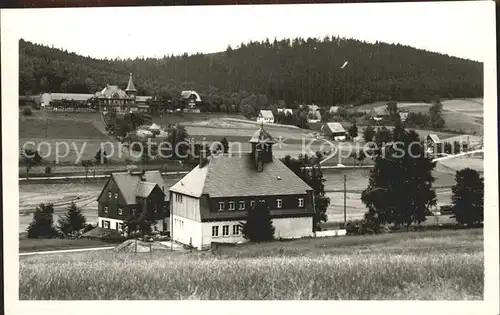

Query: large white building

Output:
[169, 127, 315, 250]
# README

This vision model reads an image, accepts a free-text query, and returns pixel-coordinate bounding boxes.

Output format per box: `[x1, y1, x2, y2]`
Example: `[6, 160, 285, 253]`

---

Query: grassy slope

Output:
[19, 238, 111, 253]
[19, 229, 483, 300]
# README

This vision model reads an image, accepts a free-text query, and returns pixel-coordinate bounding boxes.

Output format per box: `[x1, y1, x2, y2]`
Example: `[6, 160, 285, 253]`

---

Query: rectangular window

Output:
[104, 206, 108, 214]
[232, 225, 240, 235]
[114, 192, 118, 199]
[298, 198, 304, 207]
[222, 225, 229, 236]
[228, 201, 235, 211]
[239, 201, 245, 210]
[103, 221, 109, 229]
[118, 208, 123, 216]
[132, 209, 136, 216]
[176, 194, 183, 203]
[276, 199, 283, 208]
[218, 202, 224, 211]
[212, 226, 219, 237]
[108, 191, 112, 198]
[250, 201, 255, 208]
[117, 223, 123, 231]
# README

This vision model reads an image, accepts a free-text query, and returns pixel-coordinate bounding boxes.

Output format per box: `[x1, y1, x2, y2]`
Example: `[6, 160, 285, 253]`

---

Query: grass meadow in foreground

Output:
[19, 229, 483, 300]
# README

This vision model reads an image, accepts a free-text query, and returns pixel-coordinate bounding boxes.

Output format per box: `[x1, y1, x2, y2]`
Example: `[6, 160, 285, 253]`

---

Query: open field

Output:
[358, 99, 483, 135]
[19, 228, 483, 300]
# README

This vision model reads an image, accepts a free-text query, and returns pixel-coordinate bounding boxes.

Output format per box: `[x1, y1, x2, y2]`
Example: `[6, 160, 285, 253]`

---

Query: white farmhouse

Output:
[256, 110, 275, 124]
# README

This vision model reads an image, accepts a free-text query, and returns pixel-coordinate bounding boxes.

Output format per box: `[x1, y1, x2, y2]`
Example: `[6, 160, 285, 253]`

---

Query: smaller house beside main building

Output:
[169, 126, 315, 250]
[96, 170, 170, 233]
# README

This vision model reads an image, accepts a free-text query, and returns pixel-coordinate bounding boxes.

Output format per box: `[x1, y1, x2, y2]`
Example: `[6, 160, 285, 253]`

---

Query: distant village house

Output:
[257, 110, 275, 123]
[329, 106, 340, 114]
[40, 93, 94, 108]
[425, 133, 442, 154]
[181, 90, 202, 113]
[368, 107, 390, 121]
[277, 108, 293, 115]
[321, 122, 347, 141]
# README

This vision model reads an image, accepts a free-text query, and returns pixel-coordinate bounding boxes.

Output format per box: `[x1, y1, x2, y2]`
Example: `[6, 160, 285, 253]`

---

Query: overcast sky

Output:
[9, 1, 490, 62]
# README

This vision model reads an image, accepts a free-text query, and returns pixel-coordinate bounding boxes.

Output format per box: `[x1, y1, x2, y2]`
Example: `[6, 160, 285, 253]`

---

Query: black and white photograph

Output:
[1, 0, 498, 313]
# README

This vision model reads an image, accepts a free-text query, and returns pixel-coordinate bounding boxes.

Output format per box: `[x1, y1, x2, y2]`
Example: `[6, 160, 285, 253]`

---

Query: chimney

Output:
[199, 149, 208, 168]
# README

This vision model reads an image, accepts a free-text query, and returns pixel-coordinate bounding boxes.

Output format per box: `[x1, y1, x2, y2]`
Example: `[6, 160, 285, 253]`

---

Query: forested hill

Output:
[19, 37, 482, 106]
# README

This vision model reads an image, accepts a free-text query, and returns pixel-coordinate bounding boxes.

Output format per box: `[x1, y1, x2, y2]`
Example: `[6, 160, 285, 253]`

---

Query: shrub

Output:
[82, 224, 95, 234]
[22, 107, 33, 116]
[27, 203, 59, 238]
[242, 201, 275, 242]
[57, 202, 87, 238]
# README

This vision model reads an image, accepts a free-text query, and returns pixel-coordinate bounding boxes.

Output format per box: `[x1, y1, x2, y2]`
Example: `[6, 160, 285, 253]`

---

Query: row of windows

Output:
[100, 99, 133, 105]
[212, 224, 241, 237]
[101, 220, 123, 231]
[108, 191, 119, 199]
[103, 206, 124, 216]
[217, 198, 304, 211]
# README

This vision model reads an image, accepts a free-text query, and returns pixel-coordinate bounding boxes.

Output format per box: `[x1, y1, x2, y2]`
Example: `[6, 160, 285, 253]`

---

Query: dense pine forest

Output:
[19, 37, 482, 107]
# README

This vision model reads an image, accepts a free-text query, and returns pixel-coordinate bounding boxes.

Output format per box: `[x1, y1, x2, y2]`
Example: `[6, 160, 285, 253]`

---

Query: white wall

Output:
[171, 193, 201, 221]
[201, 220, 246, 249]
[97, 217, 165, 233]
[315, 229, 347, 238]
[273, 216, 314, 239]
[171, 216, 313, 250]
[97, 217, 124, 230]
[171, 214, 202, 249]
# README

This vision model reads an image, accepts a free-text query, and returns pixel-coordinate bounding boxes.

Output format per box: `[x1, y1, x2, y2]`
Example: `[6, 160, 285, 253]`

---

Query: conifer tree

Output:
[27, 203, 59, 238]
[242, 201, 275, 242]
[451, 168, 484, 226]
[57, 202, 87, 237]
[361, 129, 437, 230]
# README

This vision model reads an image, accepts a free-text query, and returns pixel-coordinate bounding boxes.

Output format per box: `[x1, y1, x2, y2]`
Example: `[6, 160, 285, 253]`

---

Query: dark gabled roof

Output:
[169, 153, 313, 198]
[125, 73, 137, 92]
[427, 133, 441, 143]
[135, 182, 157, 198]
[97, 170, 168, 205]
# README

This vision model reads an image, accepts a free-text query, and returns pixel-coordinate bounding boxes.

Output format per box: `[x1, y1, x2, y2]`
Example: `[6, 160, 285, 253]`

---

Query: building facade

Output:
[95, 73, 153, 113]
[321, 122, 347, 140]
[256, 110, 275, 123]
[169, 127, 315, 250]
[96, 170, 170, 233]
[181, 90, 202, 113]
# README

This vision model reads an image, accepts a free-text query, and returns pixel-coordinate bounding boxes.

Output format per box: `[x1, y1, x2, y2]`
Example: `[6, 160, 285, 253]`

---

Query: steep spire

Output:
[125, 73, 137, 92]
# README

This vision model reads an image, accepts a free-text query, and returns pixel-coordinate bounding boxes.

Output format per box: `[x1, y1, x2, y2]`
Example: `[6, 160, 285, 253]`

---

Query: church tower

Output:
[248, 124, 275, 172]
[125, 73, 137, 98]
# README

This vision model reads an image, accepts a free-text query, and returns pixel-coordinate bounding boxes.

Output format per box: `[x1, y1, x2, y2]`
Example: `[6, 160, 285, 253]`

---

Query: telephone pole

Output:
[343, 174, 347, 227]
